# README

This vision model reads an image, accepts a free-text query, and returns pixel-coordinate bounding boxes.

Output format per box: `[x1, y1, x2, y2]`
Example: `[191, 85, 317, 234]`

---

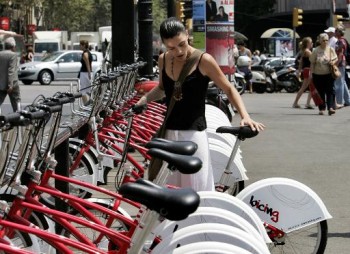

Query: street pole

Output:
[167, 0, 176, 18]
[112, 0, 135, 66]
[330, 0, 333, 27]
[293, 27, 296, 55]
[138, 0, 153, 77]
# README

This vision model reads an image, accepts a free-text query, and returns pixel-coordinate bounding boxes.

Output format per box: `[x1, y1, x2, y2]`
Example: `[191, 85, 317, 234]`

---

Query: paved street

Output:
[238, 92, 350, 254]
[1, 84, 349, 253]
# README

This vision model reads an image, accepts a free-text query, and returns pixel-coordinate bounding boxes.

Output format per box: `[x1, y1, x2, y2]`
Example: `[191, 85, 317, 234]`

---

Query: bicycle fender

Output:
[198, 191, 271, 243]
[236, 177, 332, 233]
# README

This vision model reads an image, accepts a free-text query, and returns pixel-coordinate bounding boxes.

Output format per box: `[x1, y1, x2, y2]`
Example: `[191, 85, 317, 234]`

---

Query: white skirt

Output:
[79, 72, 91, 94]
[165, 129, 215, 192]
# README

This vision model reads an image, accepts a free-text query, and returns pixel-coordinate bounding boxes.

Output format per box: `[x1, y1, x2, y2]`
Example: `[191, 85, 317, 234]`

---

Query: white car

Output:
[18, 50, 103, 85]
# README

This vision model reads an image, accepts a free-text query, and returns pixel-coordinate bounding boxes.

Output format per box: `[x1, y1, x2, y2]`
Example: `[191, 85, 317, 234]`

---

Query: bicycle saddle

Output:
[216, 126, 259, 140]
[119, 178, 200, 221]
[146, 139, 197, 155]
[147, 148, 202, 175]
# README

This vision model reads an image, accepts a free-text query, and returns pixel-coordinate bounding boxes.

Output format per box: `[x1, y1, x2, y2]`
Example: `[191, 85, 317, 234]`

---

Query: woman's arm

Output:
[200, 53, 264, 131]
[136, 53, 166, 105]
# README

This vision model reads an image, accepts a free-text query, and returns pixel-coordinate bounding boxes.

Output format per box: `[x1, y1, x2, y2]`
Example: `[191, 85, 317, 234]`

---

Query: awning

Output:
[234, 31, 248, 41]
[260, 28, 300, 39]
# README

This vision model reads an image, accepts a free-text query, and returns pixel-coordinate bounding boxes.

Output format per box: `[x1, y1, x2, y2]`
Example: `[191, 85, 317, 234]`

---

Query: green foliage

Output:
[235, 0, 276, 32]
[41, 0, 111, 33]
[152, 0, 167, 34]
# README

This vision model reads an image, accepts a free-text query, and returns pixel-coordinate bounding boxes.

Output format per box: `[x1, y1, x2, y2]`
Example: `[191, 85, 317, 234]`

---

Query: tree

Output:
[234, 0, 276, 33]
[152, 0, 167, 34]
[41, 0, 111, 33]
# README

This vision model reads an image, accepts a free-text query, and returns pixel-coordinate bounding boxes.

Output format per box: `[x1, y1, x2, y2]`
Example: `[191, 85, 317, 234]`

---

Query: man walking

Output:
[0, 37, 21, 112]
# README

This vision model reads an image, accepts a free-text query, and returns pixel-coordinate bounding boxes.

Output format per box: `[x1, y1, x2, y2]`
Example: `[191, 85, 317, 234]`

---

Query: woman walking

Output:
[309, 33, 338, 115]
[79, 40, 93, 105]
[293, 37, 314, 109]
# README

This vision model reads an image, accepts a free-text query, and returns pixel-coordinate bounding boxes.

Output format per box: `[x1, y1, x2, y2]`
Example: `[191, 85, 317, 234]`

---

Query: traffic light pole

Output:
[293, 27, 297, 55]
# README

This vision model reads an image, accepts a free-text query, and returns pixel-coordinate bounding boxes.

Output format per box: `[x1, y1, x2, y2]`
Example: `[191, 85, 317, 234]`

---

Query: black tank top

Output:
[162, 53, 210, 131]
[80, 49, 92, 72]
[302, 56, 310, 69]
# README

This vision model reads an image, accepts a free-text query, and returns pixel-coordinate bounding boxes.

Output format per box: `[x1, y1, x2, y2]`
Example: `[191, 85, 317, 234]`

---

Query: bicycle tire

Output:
[172, 241, 252, 254]
[268, 220, 328, 254]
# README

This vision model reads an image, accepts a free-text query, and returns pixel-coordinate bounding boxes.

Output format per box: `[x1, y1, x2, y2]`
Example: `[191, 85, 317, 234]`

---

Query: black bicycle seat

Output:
[147, 148, 202, 175]
[216, 126, 259, 140]
[146, 139, 197, 156]
[119, 178, 200, 221]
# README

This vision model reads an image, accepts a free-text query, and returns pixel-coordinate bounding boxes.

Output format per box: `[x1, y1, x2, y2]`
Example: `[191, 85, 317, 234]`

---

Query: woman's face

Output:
[320, 37, 328, 47]
[163, 32, 189, 61]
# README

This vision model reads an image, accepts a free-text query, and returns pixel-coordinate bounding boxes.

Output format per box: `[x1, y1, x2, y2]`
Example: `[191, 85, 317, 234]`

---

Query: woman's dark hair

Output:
[160, 17, 186, 41]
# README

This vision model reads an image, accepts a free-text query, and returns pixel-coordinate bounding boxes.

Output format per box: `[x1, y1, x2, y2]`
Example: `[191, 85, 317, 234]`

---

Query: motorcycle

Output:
[265, 65, 301, 93]
[251, 65, 268, 94]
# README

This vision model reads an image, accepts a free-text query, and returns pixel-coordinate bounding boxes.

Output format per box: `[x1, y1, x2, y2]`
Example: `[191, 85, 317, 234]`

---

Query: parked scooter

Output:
[265, 65, 300, 93]
[251, 65, 268, 94]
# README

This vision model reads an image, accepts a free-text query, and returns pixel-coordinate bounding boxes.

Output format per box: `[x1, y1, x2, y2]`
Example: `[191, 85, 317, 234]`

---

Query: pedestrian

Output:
[25, 46, 34, 62]
[293, 37, 313, 109]
[324, 27, 337, 49]
[79, 40, 93, 105]
[251, 50, 261, 66]
[236, 40, 253, 93]
[0, 37, 21, 112]
[309, 33, 338, 115]
[136, 17, 264, 191]
[334, 25, 350, 109]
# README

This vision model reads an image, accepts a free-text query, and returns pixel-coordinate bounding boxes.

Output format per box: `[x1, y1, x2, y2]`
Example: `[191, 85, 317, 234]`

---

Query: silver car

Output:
[18, 50, 103, 85]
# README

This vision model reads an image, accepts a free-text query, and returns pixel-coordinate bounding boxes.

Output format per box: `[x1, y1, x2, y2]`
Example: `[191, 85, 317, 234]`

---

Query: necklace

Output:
[171, 52, 191, 101]
[171, 56, 183, 101]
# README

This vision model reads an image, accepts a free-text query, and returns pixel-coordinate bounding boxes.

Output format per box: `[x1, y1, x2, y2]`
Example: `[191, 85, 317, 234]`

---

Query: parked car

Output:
[18, 50, 103, 85]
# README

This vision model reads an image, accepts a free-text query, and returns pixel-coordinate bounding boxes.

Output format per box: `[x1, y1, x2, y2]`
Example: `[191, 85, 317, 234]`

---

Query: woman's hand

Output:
[240, 117, 265, 132]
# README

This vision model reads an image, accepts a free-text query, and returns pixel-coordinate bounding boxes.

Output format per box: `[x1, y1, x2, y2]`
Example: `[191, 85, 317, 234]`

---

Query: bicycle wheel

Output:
[172, 241, 252, 254]
[0, 194, 57, 254]
[268, 220, 328, 254]
[1, 231, 41, 253]
[40, 146, 96, 208]
[59, 200, 130, 251]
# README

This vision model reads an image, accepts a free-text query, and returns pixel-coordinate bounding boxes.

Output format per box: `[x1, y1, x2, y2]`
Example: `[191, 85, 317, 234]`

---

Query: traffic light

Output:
[183, 0, 193, 21]
[176, 1, 185, 22]
[333, 14, 344, 27]
[292, 8, 303, 27]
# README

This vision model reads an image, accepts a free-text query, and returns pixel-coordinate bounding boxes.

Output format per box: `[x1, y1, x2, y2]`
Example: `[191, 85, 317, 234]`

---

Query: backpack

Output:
[341, 38, 350, 65]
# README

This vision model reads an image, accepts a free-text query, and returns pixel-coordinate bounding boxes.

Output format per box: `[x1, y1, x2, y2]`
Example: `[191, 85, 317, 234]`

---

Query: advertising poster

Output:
[206, 0, 235, 80]
[206, 24, 235, 79]
[275, 39, 294, 57]
[192, 0, 206, 50]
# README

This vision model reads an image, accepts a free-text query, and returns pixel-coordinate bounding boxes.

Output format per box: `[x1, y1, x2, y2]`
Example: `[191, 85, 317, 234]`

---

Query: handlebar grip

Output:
[0, 112, 21, 124]
[132, 104, 147, 114]
[26, 110, 47, 120]
[58, 96, 74, 104]
[49, 105, 63, 113]
[73, 92, 82, 98]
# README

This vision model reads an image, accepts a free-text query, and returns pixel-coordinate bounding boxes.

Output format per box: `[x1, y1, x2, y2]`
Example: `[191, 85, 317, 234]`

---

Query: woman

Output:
[137, 18, 264, 191]
[293, 37, 313, 109]
[25, 46, 34, 63]
[309, 33, 338, 115]
[79, 40, 93, 105]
